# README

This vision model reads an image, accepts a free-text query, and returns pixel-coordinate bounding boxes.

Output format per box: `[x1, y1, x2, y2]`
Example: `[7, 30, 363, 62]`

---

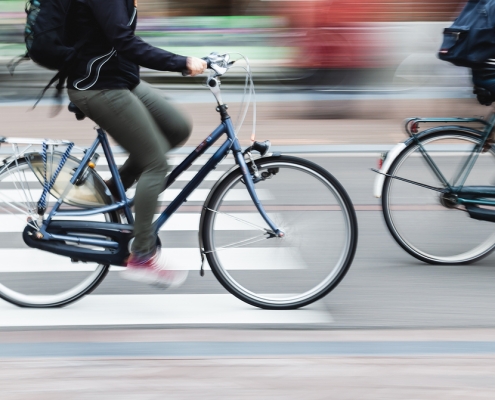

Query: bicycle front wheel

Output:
[202, 155, 358, 309]
[0, 157, 119, 307]
[382, 131, 495, 264]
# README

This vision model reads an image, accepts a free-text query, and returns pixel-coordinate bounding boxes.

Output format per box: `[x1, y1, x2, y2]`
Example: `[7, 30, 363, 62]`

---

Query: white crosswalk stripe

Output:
[0, 248, 305, 271]
[98, 156, 236, 167]
[2, 170, 225, 182]
[0, 187, 271, 203]
[0, 212, 275, 232]
[0, 294, 331, 327]
[0, 213, 267, 232]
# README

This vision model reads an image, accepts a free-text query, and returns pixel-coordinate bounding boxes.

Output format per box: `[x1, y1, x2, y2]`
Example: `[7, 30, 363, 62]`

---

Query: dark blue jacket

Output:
[67, 0, 187, 90]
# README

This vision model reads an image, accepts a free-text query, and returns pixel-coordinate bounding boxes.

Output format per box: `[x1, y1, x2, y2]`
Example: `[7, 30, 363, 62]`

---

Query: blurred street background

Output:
[0, 0, 473, 98]
[2, 1, 495, 399]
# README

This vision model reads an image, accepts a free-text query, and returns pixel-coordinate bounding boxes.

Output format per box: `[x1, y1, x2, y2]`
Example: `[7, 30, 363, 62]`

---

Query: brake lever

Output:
[203, 53, 234, 77]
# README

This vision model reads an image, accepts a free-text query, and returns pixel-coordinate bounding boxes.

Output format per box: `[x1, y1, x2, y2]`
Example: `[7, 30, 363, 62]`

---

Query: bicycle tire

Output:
[0, 157, 120, 308]
[382, 130, 495, 264]
[201, 155, 358, 309]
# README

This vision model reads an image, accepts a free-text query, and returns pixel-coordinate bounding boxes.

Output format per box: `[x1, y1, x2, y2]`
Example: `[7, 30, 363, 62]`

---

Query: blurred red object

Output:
[274, 0, 389, 70]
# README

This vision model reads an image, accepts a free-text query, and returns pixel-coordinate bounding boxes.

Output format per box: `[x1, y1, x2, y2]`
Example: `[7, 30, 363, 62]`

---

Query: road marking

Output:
[2, 170, 226, 182]
[3, 341, 495, 358]
[128, 188, 272, 202]
[0, 214, 107, 232]
[0, 213, 269, 232]
[157, 212, 268, 231]
[0, 188, 271, 203]
[0, 294, 331, 327]
[0, 247, 305, 271]
[98, 156, 235, 167]
[98, 170, 225, 182]
[0, 248, 304, 271]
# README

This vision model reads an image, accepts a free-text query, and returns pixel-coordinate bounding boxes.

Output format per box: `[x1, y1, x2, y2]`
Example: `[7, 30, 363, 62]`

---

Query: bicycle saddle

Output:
[68, 102, 86, 120]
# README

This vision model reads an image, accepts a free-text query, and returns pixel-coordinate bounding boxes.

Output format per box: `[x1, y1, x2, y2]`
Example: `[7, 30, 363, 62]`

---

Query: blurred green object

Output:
[0, 43, 24, 57]
[0, 0, 25, 13]
[0, 11, 285, 60]
[163, 16, 278, 29]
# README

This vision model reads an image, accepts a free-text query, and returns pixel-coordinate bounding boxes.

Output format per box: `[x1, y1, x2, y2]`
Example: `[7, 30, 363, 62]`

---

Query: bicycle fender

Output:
[373, 143, 407, 198]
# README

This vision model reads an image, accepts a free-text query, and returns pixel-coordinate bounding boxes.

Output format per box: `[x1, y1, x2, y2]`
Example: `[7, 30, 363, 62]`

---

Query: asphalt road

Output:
[314, 155, 495, 329]
[2, 140, 495, 398]
[99, 154, 495, 329]
[1, 153, 495, 329]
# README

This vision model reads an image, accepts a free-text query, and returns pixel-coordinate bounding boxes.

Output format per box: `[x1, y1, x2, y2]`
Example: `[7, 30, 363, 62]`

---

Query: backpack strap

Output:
[7, 52, 30, 76]
[33, 48, 80, 114]
[33, 71, 63, 108]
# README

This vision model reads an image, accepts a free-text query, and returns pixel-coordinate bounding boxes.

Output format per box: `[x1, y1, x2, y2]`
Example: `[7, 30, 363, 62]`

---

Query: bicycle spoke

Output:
[10, 153, 37, 210]
[204, 233, 271, 254]
[205, 207, 268, 232]
[0, 201, 38, 230]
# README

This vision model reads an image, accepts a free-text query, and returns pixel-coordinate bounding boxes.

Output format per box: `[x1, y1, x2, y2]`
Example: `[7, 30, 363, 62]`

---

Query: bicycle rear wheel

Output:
[382, 131, 495, 264]
[0, 157, 119, 307]
[202, 155, 358, 309]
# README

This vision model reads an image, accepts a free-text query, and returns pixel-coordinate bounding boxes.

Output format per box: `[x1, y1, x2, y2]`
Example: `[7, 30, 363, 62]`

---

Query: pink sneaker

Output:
[121, 248, 188, 288]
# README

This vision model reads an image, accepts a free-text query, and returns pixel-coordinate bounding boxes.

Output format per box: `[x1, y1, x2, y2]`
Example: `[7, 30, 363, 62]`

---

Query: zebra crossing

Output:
[0, 153, 332, 328]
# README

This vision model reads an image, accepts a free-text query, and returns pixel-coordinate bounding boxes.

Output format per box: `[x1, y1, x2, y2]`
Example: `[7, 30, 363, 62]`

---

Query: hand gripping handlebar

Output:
[182, 52, 235, 77]
[202, 52, 235, 77]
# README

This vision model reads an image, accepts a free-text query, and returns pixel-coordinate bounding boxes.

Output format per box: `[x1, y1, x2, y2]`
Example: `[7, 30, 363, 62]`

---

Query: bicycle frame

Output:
[34, 108, 281, 254]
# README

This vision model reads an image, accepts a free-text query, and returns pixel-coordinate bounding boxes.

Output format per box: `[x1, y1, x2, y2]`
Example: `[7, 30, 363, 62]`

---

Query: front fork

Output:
[232, 139, 284, 238]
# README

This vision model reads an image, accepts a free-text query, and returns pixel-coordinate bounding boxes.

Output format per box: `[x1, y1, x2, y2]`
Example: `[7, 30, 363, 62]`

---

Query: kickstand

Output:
[199, 251, 205, 277]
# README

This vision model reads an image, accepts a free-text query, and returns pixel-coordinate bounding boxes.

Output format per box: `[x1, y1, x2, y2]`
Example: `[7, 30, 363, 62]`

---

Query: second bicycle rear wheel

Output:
[382, 131, 495, 264]
[201, 155, 358, 309]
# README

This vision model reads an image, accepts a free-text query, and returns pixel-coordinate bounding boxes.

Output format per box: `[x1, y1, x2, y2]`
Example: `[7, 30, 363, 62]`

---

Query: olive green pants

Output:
[68, 81, 192, 255]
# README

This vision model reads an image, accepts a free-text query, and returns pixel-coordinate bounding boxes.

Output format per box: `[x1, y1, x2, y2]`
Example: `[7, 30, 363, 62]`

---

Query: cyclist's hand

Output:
[186, 57, 207, 76]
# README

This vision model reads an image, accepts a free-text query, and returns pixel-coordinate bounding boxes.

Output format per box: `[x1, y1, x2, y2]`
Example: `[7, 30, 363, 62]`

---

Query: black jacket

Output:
[67, 0, 187, 90]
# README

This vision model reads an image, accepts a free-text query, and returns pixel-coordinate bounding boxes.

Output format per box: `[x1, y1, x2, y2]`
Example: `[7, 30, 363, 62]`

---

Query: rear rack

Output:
[403, 117, 489, 137]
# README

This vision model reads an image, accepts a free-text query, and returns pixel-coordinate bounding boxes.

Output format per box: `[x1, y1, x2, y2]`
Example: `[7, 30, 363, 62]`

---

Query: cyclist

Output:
[66, 0, 207, 287]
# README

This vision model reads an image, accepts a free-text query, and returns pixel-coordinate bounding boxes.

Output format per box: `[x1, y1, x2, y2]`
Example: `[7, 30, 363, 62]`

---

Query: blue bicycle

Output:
[0, 53, 358, 309]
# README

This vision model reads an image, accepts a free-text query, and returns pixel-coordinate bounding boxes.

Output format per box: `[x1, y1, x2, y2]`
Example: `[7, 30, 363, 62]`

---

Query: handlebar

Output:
[182, 53, 234, 77]
[204, 52, 235, 76]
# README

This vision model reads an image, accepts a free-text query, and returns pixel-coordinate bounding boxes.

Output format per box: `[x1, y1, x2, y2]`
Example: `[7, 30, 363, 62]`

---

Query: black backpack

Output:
[438, 0, 495, 68]
[25, 0, 76, 70]
[9, 0, 78, 106]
